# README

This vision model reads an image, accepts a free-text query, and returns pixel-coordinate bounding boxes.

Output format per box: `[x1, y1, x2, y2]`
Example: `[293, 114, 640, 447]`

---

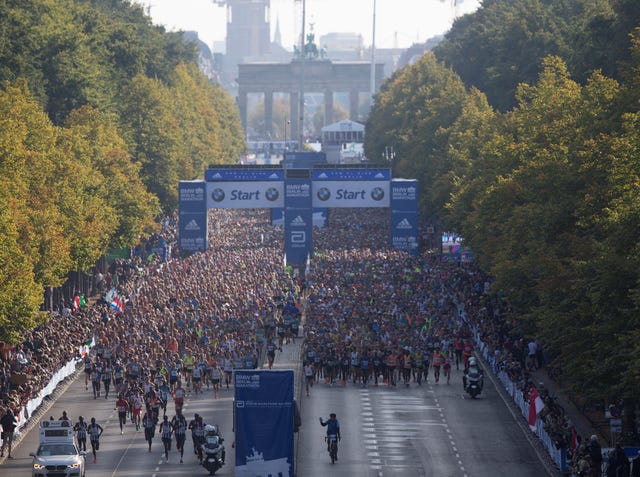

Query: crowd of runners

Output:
[0, 206, 600, 472]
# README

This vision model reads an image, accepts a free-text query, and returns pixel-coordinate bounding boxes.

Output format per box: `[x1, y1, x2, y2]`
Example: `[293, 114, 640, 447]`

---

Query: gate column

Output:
[238, 89, 248, 133]
[324, 89, 334, 126]
[349, 90, 359, 121]
[290, 91, 299, 148]
[264, 89, 274, 137]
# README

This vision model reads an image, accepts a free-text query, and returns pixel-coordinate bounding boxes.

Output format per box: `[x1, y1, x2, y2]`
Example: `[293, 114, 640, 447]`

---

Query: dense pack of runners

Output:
[0, 206, 606, 474]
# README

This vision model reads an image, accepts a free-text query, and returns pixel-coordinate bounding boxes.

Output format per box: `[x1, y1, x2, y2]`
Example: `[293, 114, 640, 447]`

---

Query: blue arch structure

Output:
[178, 162, 419, 264]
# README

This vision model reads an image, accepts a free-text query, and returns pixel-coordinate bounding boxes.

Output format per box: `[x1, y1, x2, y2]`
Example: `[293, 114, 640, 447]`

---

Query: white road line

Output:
[108, 430, 143, 477]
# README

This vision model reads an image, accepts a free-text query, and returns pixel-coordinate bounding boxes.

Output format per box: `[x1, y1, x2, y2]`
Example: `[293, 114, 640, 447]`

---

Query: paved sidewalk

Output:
[532, 367, 605, 446]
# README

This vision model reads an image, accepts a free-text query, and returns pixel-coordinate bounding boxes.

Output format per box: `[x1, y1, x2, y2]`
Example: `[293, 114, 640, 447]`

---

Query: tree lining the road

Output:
[0, 0, 244, 341]
[365, 29, 640, 418]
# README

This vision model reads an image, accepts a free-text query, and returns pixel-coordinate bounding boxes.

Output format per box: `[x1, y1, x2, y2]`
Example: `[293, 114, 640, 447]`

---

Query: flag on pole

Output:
[570, 425, 578, 451]
[528, 386, 545, 431]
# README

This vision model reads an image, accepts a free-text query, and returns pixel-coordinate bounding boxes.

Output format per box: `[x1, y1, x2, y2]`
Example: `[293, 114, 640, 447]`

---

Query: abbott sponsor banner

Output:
[235, 370, 294, 477]
[206, 181, 284, 208]
[284, 177, 313, 265]
[178, 181, 208, 253]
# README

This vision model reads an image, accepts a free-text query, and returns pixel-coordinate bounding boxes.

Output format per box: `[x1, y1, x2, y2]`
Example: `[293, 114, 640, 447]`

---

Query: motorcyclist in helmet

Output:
[202, 424, 226, 468]
[463, 356, 484, 392]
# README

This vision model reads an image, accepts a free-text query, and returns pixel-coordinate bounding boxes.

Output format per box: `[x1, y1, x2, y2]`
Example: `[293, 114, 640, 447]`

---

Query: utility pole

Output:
[370, 0, 376, 105]
[298, 0, 306, 151]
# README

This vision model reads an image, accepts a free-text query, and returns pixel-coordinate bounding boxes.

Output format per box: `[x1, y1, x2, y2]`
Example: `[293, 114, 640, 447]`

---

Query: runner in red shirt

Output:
[115, 394, 128, 435]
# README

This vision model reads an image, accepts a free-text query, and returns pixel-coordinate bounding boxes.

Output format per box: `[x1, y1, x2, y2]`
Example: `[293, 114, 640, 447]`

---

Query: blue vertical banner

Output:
[178, 180, 208, 253]
[235, 370, 294, 477]
[271, 207, 285, 226]
[390, 179, 419, 255]
[284, 171, 313, 265]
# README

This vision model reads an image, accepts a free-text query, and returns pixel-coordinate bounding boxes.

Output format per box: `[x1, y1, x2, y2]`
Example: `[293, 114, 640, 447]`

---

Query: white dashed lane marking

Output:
[360, 387, 468, 477]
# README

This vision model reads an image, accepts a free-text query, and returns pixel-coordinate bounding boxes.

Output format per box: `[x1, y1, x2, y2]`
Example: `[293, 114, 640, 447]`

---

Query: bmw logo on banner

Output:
[311, 168, 390, 208]
[180, 162, 415, 257]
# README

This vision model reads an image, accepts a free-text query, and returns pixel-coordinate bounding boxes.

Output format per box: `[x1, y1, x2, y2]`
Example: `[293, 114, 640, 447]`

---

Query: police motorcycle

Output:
[464, 357, 484, 399]
[200, 424, 225, 475]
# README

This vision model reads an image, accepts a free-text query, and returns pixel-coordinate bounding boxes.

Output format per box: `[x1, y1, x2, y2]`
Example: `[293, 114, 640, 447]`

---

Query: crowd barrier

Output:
[467, 320, 569, 472]
[13, 341, 93, 434]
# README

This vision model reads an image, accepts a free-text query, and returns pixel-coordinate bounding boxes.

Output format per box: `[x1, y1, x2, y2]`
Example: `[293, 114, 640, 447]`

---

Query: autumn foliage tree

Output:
[0, 0, 244, 341]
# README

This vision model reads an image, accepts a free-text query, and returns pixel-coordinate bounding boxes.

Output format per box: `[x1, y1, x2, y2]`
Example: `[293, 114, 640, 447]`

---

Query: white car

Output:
[30, 442, 86, 477]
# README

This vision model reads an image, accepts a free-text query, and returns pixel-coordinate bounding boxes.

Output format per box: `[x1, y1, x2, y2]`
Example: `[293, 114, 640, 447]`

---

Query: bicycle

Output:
[325, 434, 339, 464]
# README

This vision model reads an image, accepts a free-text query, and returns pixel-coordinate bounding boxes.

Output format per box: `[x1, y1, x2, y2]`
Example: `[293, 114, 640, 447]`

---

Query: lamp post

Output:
[284, 116, 290, 152]
[383, 145, 396, 176]
[370, 0, 377, 103]
[298, 0, 306, 150]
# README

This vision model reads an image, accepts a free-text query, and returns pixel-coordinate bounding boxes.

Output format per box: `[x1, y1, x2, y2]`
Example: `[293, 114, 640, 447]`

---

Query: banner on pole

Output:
[235, 370, 294, 477]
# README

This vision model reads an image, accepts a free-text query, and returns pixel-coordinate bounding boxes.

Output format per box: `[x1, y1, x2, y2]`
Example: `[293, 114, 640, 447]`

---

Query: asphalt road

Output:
[297, 366, 554, 477]
[4, 354, 557, 477]
[3, 374, 235, 477]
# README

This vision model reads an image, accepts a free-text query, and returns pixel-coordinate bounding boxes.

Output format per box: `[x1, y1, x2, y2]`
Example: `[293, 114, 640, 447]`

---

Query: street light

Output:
[383, 145, 396, 176]
[284, 116, 290, 152]
[370, 0, 376, 103]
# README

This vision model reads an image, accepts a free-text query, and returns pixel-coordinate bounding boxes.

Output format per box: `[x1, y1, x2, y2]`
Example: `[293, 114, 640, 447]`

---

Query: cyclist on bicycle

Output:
[319, 413, 341, 453]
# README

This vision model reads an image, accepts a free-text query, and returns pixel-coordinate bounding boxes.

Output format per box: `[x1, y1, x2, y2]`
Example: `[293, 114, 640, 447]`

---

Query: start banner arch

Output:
[179, 160, 418, 264]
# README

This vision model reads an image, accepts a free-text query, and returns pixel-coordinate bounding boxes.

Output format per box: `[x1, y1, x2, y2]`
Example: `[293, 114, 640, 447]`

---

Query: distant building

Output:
[321, 119, 365, 164]
[184, 2, 447, 141]
[319, 32, 364, 61]
[225, 0, 271, 63]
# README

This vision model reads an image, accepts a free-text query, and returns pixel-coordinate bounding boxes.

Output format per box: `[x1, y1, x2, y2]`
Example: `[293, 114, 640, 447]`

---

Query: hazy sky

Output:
[133, 0, 481, 51]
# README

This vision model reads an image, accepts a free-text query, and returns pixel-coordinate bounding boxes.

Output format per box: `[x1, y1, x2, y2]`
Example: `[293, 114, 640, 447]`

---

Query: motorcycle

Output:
[200, 425, 225, 475]
[465, 370, 483, 398]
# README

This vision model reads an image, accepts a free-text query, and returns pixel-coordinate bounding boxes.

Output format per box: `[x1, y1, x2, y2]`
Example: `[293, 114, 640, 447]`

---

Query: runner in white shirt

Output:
[211, 362, 222, 398]
[223, 356, 233, 389]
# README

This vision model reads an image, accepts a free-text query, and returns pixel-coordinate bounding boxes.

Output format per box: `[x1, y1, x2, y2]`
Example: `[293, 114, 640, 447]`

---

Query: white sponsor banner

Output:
[207, 182, 284, 209]
[312, 181, 389, 208]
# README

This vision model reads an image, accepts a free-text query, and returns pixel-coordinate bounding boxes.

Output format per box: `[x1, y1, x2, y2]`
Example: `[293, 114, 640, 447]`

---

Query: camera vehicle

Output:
[30, 420, 86, 477]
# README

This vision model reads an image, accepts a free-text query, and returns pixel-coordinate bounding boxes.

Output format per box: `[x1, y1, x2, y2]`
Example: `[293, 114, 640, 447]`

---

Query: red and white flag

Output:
[528, 386, 545, 431]
[570, 425, 578, 450]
